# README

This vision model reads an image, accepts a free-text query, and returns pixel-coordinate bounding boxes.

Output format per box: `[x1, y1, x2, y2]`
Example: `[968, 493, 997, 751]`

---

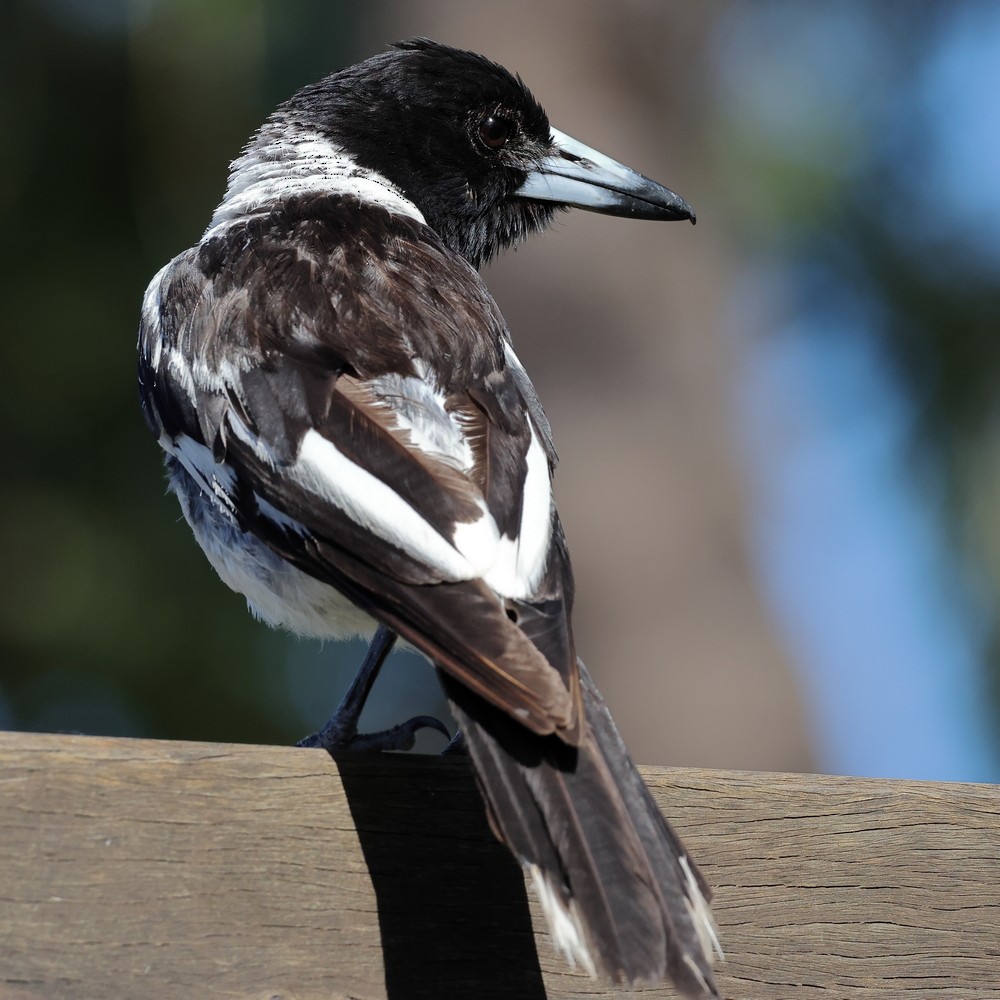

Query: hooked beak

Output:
[514, 128, 695, 224]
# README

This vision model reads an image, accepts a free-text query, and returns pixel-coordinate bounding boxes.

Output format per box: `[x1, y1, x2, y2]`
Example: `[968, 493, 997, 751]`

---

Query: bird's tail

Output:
[441, 658, 722, 998]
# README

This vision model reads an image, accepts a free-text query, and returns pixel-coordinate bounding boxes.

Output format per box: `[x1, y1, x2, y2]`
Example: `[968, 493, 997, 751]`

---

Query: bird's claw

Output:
[353, 714, 451, 752]
[297, 713, 451, 755]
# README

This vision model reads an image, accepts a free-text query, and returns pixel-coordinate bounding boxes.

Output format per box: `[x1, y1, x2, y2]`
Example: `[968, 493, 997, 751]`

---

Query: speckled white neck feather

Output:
[205, 128, 425, 238]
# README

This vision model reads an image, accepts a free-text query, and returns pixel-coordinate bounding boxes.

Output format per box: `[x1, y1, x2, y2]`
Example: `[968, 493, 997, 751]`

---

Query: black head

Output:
[273, 39, 693, 267]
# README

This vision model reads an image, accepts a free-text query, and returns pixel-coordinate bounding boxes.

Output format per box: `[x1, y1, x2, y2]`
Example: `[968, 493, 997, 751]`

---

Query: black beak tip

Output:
[660, 190, 695, 225]
[675, 196, 696, 225]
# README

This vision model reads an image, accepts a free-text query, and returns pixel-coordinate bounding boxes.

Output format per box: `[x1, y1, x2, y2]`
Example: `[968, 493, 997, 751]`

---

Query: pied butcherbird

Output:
[138, 38, 720, 997]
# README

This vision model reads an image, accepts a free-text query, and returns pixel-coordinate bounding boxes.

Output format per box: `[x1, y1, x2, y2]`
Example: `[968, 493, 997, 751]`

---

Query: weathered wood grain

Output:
[1, 731, 998, 999]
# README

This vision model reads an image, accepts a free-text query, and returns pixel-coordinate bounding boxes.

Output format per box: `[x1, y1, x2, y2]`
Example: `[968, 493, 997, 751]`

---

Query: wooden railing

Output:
[2, 731, 998, 998]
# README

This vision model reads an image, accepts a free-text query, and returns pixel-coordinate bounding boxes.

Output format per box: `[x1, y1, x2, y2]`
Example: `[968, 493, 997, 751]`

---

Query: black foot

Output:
[297, 714, 451, 755]
[295, 624, 453, 756]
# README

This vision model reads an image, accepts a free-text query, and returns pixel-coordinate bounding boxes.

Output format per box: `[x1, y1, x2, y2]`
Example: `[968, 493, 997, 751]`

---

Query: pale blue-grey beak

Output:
[515, 127, 695, 223]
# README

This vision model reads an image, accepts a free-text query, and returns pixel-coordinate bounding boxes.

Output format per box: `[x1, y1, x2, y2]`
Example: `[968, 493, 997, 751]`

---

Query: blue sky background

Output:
[715, 2, 1000, 780]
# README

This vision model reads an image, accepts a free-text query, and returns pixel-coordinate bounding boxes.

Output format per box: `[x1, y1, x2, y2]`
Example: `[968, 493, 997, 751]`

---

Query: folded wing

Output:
[138, 200, 581, 740]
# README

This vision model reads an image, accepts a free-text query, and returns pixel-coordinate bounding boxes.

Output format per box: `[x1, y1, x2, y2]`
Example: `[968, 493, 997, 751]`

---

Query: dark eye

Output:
[479, 113, 515, 149]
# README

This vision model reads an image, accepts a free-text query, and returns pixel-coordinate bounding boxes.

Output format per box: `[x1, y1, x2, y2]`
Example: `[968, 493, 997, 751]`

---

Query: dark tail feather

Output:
[440, 659, 721, 998]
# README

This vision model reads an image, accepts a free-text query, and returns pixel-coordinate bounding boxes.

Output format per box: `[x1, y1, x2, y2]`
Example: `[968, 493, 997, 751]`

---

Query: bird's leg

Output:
[297, 624, 451, 753]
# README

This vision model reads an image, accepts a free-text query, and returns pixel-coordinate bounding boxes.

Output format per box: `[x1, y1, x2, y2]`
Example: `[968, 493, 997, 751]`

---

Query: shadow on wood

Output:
[337, 755, 547, 1000]
[3, 732, 1000, 998]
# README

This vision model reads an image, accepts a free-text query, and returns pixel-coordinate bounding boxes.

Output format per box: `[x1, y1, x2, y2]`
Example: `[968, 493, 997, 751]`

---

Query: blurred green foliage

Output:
[0, 1, 405, 744]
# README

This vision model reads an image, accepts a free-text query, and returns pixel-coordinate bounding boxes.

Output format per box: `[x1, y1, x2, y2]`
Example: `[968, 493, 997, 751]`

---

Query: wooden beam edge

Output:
[2, 730, 999, 999]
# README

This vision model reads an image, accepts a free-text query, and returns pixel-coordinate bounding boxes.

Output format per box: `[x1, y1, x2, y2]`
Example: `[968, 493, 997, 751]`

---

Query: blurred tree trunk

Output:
[368, 0, 812, 771]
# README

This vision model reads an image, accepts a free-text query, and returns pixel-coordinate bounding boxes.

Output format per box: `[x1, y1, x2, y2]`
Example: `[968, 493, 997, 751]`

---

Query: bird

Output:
[137, 38, 721, 997]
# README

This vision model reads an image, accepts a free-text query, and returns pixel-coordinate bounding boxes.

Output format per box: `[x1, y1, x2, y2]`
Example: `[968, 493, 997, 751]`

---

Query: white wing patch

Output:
[482, 420, 552, 599]
[224, 406, 285, 469]
[295, 428, 488, 580]
[370, 360, 553, 599]
[369, 364, 475, 472]
[167, 432, 240, 520]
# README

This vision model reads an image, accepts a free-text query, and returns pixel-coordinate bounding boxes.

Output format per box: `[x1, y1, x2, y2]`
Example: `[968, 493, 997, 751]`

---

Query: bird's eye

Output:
[479, 114, 515, 149]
